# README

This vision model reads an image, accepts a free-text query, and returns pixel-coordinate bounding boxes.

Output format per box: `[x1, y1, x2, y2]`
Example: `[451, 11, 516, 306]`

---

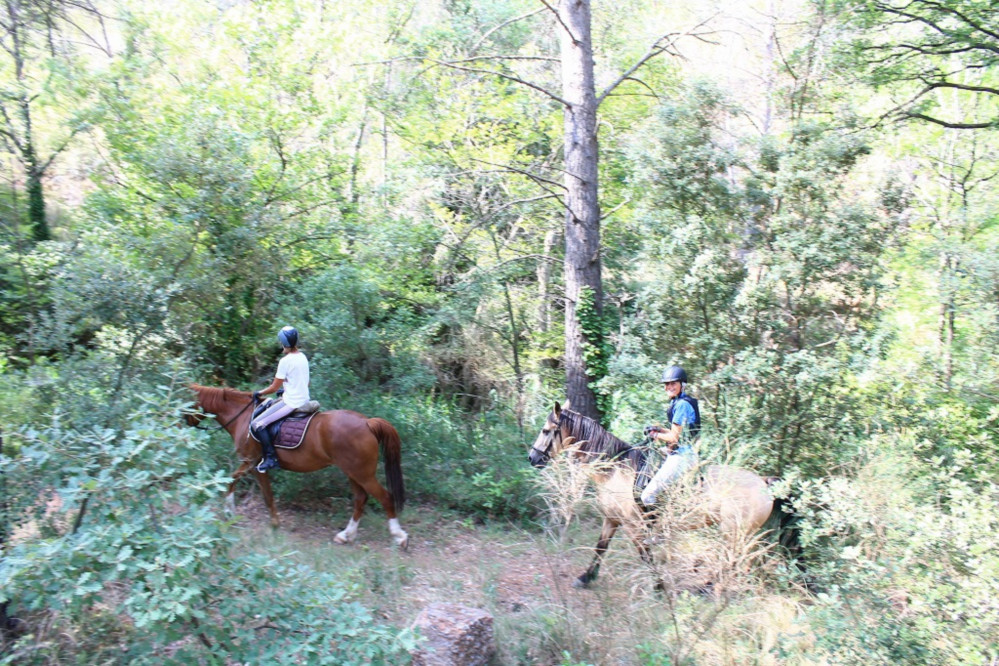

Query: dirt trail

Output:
[230, 492, 597, 619]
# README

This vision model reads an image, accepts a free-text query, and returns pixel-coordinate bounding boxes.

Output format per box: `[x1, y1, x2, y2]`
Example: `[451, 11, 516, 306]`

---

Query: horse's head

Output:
[528, 402, 567, 468]
[182, 384, 209, 427]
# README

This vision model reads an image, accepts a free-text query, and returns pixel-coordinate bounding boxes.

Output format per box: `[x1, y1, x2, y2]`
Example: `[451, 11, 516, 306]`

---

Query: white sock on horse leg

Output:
[388, 518, 409, 548]
[335, 518, 360, 543]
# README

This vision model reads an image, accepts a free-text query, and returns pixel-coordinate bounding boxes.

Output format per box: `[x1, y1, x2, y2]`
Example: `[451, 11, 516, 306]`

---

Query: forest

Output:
[0, 0, 997, 663]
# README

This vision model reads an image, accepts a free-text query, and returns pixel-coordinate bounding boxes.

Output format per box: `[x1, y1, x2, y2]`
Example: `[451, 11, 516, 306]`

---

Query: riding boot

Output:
[255, 427, 279, 473]
[641, 503, 663, 546]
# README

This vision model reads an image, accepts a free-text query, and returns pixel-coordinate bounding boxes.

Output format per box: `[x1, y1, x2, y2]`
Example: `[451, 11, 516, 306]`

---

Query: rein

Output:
[192, 397, 256, 432]
[560, 410, 648, 467]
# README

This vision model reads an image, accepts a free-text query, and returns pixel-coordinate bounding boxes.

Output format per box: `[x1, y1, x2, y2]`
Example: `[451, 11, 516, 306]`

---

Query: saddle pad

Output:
[274, 412, 318, 449]
[248, 412, 319, 450]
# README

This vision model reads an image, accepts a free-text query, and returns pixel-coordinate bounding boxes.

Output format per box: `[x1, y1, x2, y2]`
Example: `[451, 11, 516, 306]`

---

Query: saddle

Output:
[249, 400, 321, 450]
[632, 439, 662, 501]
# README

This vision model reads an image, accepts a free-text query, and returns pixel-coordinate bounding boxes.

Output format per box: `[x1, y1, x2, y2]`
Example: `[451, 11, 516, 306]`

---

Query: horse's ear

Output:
[554, 401, 561, 418]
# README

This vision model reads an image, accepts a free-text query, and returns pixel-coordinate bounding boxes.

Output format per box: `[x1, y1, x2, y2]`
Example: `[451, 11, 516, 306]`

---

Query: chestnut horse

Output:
[528, 403, 781, 588]
[185, 384, 408, 549]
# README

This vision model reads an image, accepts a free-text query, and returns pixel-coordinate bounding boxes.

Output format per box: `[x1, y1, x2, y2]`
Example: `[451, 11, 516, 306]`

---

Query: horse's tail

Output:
[764, 494, 817, 591]
[767, 497, 802, 559]
[366, 418, 406, 514]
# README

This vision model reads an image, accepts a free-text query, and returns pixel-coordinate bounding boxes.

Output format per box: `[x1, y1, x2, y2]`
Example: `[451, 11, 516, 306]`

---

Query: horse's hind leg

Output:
[623, 521, 666, 593]
[576, 518, 619, 588]
[358, 477, 409, 550]
[334, 478, 367, 545]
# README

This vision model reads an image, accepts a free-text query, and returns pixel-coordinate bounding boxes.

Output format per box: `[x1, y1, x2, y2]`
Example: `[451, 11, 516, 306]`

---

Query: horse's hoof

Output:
[334, 532, 355, 545]
[573, 577, 591, 589]
[396, 535, 409, 551]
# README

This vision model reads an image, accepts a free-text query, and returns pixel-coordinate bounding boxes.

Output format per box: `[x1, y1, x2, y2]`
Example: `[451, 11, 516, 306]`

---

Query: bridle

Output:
[187, 397, 257, 432]
[532, 412, 565, 466]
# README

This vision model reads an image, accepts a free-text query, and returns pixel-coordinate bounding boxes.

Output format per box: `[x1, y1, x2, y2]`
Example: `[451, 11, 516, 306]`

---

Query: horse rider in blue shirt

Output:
[640, 365, 701, 506]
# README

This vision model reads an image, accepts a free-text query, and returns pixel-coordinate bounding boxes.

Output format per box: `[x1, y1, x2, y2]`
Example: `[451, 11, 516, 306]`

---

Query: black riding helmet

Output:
[661, 365, 687, 383]
[277, 326, 299, 349]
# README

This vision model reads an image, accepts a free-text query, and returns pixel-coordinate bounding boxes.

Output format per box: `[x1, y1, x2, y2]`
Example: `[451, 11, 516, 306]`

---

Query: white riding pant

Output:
[251, 399, 295, 431]
[640, 445, 698, 506]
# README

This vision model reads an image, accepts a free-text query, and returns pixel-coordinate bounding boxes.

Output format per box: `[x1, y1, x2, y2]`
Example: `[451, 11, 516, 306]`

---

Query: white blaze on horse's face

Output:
[528, 411, 560, 468]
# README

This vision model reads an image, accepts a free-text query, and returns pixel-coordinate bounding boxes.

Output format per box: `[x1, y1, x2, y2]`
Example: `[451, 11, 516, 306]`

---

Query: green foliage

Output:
[576, 286, 614, 423]
[779, 436, 999, 664]
[266, 391, 541, 521]
[618, 80, 900, 474]
[0, 387, 415, 664]
[830, 0, 999, 128]
[0, 1, 997, 660]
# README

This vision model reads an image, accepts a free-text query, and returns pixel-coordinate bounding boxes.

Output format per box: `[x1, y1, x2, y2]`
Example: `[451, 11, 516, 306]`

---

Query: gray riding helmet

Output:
[661, 365, 687, 383]
[277, 326, 299, 348]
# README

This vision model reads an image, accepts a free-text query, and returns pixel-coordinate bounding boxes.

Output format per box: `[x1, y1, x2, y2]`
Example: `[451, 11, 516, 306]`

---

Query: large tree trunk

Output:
[9, 5, 50, 243]
[26, 161, 48, 242]
[557, 0, 602, 419]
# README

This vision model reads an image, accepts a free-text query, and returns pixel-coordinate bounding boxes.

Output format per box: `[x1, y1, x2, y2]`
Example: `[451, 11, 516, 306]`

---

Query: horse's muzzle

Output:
[528, 450, 549, 468]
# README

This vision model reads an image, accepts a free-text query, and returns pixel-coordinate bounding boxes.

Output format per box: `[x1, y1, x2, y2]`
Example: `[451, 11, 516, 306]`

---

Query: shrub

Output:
[0, 386, 415, 664]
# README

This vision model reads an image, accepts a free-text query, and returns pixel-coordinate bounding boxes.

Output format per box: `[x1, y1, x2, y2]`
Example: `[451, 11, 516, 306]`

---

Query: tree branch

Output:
[425, 58, 570, 107]
[903, 112, 998, 129]
[470, 7, 547, 55]
[538, 0, 580, 46]
[597, 17, 717, 105]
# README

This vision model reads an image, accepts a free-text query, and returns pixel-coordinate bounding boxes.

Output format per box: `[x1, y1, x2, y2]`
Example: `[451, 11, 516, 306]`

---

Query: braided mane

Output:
[559, 409, 646, 471]
[191, 384, 252, 413]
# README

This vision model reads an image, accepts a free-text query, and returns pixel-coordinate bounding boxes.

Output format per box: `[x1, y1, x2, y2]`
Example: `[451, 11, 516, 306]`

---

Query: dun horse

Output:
[528, 402, 783, 588]
[185, 384, 408, 549]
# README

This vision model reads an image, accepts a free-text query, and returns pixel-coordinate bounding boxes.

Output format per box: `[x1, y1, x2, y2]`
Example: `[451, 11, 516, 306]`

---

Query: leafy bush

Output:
[0, 386, 415, 665]
[779, 435, 999, 664]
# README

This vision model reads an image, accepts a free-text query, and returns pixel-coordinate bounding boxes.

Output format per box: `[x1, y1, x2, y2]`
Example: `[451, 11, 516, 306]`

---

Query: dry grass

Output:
[224, 463, 815, 665]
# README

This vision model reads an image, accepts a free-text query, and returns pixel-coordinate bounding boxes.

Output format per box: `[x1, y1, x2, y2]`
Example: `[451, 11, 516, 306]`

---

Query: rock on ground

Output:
[411, 602, 495, 666]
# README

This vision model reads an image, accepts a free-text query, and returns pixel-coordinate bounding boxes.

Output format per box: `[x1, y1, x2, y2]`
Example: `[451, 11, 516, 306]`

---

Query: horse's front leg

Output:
[576, 518, 620, 588]
[623, 519, 667, 593]
[253, 469, 280, 528]
[224, 461, 256, 516]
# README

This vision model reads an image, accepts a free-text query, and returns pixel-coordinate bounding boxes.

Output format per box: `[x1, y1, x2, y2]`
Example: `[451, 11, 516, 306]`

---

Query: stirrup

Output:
[256, 457, 279, 473]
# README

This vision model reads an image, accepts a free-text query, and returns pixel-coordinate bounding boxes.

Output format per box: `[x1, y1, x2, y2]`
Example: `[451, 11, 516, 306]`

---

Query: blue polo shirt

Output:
[670, 397, 696, 426]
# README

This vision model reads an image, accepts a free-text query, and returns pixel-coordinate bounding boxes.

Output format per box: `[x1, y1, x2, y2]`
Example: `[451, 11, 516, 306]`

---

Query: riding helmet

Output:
[661, 365, 688, 383]
[277, 326, 299, 349]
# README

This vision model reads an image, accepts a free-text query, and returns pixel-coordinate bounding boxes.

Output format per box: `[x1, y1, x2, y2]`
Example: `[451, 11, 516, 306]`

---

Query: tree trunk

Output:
[10, 6, 49, 242]
[536, 227, 559, 333]
[0, 429, 9, 631]
[557, 0, 602, 420]
[26, 162, 48, 242]
[938, 254, 955, 390]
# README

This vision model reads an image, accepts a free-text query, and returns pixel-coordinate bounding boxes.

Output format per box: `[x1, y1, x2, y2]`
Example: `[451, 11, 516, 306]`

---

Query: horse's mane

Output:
[191, 384, 252, 413]
[559, 409, 646, 470]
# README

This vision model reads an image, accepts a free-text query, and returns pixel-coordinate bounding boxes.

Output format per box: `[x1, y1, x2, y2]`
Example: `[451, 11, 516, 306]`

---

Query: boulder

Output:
[411, 603, 495, 666]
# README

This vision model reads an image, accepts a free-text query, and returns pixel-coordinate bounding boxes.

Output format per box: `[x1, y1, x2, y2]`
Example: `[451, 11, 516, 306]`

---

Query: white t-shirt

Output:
[276, 351, 310, 408]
